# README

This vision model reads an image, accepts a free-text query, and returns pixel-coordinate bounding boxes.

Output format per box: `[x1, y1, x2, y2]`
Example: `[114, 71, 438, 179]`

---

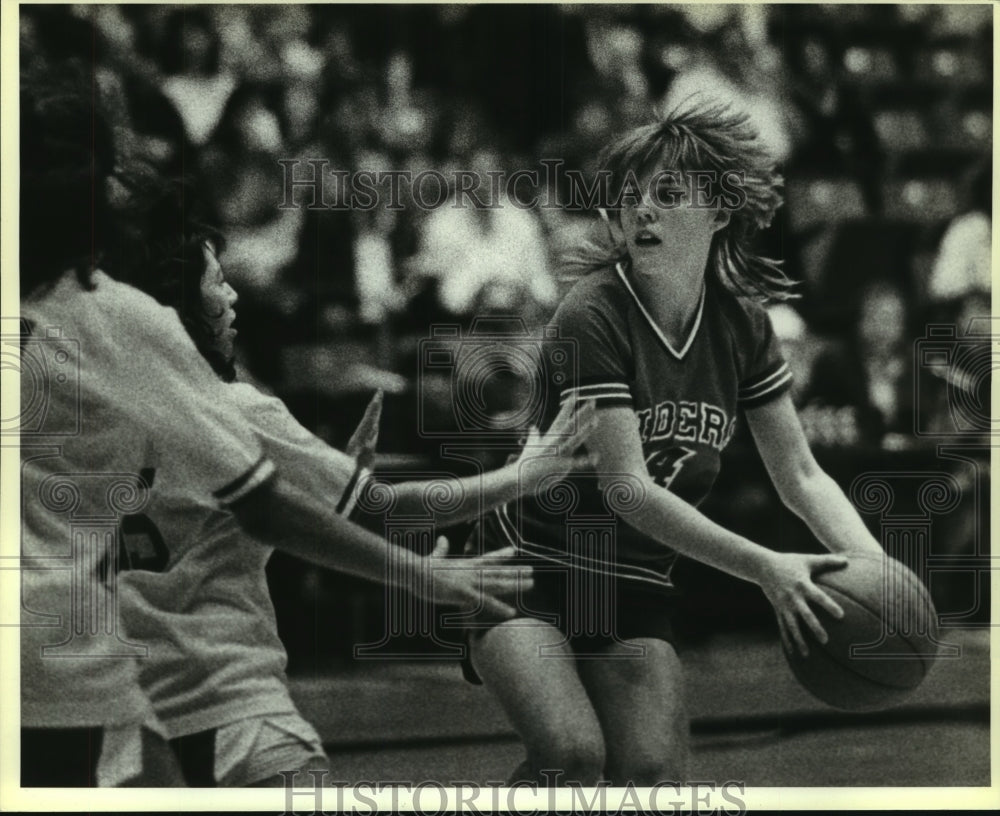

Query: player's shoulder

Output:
[75, 270, 187, 335]
[553, 267, 631, 330]
[23, 269, 188, 348]
[709, 278, 773, 345]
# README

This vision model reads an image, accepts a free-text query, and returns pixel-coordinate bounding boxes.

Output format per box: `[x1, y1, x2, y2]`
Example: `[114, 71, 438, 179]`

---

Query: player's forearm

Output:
[613, 478, 776, 586]
[232, 475, 418, 588]
[782, 471, 883, 556]
[392, 463, 523, 526]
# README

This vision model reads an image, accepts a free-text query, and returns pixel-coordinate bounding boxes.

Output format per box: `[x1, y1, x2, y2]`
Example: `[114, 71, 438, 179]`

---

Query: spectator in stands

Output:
[120, 72, 197, 179]
[768, 303, 858, 449]
[158, 7, 236, 148]
[406, 148, 557, 319]
[801, 279, 914, 449]
[199, 82, 304, 290]
[651, 8, 795, 164]
[783, 36, 883, 211]
[927, 159, 991, 309]
[767, 304, 825, 408]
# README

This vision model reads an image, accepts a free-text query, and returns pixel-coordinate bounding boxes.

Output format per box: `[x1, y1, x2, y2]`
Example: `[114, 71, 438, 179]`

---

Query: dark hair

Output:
[20, 65, 117, 296]
[967, 157, 991, 217]
[158, 8, 220, 76]
[561, 98, 794, 302]
[115, 177, 235, 382]
[22, 7, 109, 68]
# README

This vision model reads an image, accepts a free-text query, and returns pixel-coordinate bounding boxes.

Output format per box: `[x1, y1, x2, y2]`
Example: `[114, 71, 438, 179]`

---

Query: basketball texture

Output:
[783, 553, 940, 711]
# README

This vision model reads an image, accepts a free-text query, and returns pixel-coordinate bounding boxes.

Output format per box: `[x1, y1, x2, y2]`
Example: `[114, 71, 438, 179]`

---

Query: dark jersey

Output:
[475, 263, 792, 591]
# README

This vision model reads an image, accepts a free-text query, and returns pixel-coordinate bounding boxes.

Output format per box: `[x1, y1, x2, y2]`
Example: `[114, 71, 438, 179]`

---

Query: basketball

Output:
[784, 553, 940, 711]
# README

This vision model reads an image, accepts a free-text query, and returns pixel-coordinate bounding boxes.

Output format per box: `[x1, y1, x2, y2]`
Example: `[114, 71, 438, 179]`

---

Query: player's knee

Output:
[531, 733, 605, 785]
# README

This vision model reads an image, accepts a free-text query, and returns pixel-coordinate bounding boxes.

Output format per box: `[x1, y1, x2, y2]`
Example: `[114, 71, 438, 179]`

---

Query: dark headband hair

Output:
[20, 64, 118, 296]
[113, 176, 235, 382]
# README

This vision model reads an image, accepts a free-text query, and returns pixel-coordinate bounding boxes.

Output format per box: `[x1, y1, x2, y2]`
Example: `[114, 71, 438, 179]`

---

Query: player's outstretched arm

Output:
[229, 473, 524, 620]
[588, 405, 847, 656]
[388, 397, 597, 524]
[744, 393, 884, 558]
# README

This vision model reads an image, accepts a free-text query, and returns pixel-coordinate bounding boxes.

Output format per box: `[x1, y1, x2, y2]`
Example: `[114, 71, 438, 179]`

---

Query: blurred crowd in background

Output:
[20, 4, 992, 658]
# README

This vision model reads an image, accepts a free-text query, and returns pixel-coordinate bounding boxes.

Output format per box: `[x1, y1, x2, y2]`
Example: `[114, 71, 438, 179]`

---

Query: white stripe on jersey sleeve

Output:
[559, 383, 633, 406]
[738, 363, 793, 404]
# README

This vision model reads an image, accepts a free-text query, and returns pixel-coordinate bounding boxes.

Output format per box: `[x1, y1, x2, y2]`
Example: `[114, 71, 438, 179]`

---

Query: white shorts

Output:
[213, 713, 328, 787]
[99, 719, 184, 787]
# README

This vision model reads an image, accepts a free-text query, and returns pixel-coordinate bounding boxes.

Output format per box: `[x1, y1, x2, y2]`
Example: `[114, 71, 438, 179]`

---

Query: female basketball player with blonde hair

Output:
[466, 99, 884, 786]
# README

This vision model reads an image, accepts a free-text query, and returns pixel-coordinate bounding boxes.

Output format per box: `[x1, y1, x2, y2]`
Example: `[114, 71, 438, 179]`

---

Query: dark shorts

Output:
[22, 727, 103, 786]
[461, 563, 678, 684]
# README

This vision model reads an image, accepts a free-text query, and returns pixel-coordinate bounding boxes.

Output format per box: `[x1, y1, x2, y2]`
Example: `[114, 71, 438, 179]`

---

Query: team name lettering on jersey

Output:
[635, 400, 736, 451]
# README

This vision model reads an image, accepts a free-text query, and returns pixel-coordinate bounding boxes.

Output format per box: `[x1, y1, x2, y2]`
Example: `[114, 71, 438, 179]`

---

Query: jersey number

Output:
[646, 446, 695, 490]
[99, 468, 169, 583]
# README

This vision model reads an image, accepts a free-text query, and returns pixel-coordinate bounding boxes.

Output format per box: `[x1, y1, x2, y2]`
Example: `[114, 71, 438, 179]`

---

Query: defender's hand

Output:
[515, 396, 598, 495]
[419, 537, 532, 620]
[346, 390, 383, 469]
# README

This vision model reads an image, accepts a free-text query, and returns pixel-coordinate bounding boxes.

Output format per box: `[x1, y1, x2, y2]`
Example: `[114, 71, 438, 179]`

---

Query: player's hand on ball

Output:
[346, 390, 383, 469]
[515, 396, 598, 494]
[422, 537, 532, 620]
[758, 552, 849, 657]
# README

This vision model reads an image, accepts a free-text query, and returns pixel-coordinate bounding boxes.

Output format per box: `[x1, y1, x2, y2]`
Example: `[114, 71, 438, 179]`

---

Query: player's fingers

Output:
[438, 574, 515, 616]
[541, 396, 574, 439]
[775, 614, 793, 655]
[804, 583, 845, 620]
[576, 398, 597, 429]
[559, 398, 596, 441]
[431, 535, 449, 558]
[431, 568, 519, 617]
[525, 426, 541, 448]
[362, 389, 384, 425]
[480, 569, 533, 594]
[562, 406, 598, 453]
[795, 598, 828, 645]
[479, 594, 518, 620]
[346, 390, 383, 456]
[479, 545, 517, 560]
[809, 554, 849, 575]
[783, 609, 809, 657]
[353, 390, 383, 437]
[551, 395, 590, 441]
[551, 393, 579, 428]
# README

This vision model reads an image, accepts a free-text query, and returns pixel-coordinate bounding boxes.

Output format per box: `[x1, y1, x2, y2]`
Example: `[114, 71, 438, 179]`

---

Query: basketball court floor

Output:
[290, 628, 989, 787]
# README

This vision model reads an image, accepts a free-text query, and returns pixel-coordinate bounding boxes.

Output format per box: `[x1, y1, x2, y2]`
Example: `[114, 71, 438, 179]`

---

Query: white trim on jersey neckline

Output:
[614, 263, 705, 361]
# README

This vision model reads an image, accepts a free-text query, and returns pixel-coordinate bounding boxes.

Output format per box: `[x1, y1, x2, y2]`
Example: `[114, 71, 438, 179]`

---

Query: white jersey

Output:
[19, 271, 274, 728]
[119, 382, 364, 738]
